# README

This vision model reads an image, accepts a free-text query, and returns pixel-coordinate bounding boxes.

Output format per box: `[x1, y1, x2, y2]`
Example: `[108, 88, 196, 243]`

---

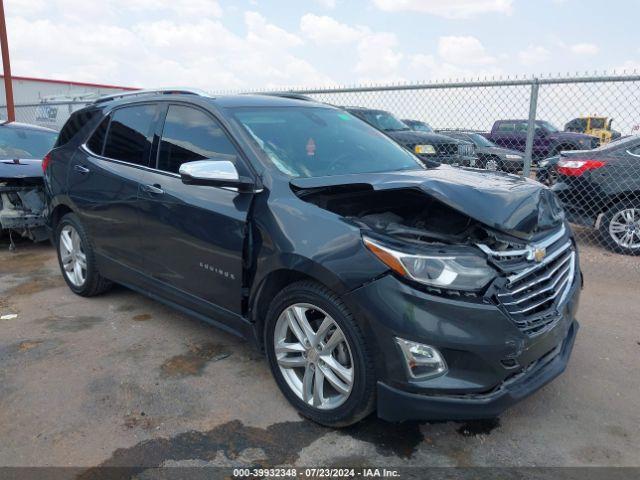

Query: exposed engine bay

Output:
[0, 161, 47, 245]
[294, 184, 520, 250]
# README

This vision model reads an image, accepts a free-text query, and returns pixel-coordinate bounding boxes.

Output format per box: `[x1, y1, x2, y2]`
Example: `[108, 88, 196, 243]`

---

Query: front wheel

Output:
[55, 213, 113, 296]
[265, 281, 376, 427]
[599, 202, 640, 255]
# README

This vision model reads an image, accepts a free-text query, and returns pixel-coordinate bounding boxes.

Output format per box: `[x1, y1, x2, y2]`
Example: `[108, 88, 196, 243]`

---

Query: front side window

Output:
[232, 106, 423, 178]
[157, 105, 239, 173]
[103, 104, 156, 166]
[497, 122, 514, 132]
[537, 121, 559, 133]
[589, 118, 606, 129]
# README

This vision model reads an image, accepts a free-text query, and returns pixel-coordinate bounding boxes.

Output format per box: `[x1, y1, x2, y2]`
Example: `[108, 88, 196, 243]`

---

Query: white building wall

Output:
[0, 76, 135, 129]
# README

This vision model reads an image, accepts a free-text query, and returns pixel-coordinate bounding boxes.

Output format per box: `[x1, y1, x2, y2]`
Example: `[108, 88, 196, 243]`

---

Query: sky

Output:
[5, 0, 640, 91]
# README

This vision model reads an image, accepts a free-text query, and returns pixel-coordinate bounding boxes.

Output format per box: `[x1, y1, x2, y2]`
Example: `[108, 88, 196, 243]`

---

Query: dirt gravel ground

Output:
[0, 238, 638, 470]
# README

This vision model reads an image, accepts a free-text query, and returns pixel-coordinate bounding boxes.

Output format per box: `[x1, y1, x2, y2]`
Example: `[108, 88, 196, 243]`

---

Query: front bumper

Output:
[342, 264, 581, 422]
[377, 320, 578, 422]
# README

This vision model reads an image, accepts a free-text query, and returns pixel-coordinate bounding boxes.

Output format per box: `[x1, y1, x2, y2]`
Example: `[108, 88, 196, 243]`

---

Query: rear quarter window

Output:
[56, 109, 99, 147]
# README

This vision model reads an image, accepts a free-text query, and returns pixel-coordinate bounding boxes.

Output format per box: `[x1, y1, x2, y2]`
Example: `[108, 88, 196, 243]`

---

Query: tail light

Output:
[42, 152, 52, 172]
[557, 159, 606, 177]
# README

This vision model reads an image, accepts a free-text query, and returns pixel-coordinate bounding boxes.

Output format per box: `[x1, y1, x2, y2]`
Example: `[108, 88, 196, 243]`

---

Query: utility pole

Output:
[0, 0, 15, 122]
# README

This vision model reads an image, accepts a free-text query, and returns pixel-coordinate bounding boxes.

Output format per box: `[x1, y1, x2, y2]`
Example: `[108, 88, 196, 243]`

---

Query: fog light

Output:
[395, 338, 447, 379]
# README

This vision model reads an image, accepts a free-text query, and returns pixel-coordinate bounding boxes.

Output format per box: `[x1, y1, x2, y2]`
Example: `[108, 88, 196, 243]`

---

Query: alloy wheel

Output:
[609, 208, 640, 250]
[59, 225, 87, 287]
[274, 303, 354, 410]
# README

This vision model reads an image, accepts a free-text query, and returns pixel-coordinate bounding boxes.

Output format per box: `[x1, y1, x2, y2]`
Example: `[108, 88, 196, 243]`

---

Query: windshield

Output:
[0, 126, 57, 159]
[467, 133, 496, 147]
[538, 121, 559, 133]
[406, 121, 433, 133]
[358, 110, 410, 132]
[231, 107, 424, 178]
[590, 118, 606, 129]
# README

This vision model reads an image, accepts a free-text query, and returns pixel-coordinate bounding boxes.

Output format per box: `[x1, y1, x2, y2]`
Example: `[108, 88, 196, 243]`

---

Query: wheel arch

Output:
[249, 261, 352, 351]
[49, 203, 74, 233]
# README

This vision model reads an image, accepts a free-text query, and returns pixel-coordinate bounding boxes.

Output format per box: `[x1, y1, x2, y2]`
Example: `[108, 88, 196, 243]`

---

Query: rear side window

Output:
[497, 122, 514, 132]
[157, 105, 239, 174]
[87, 116, 110, 155]
[103, 104, 156, 166]
[56, 109, 98, 147]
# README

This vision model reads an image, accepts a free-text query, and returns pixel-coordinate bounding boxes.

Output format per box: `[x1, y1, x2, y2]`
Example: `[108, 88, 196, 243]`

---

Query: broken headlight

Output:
[363, 236, 495, 291]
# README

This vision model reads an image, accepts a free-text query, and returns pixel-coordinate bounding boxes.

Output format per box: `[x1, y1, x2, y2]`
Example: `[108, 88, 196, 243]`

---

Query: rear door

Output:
[68, 103, 160, 271]
[136, 103, 253, 316]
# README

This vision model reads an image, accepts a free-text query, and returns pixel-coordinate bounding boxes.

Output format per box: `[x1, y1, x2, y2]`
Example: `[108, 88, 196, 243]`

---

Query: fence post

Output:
[523, 78, 539, 178]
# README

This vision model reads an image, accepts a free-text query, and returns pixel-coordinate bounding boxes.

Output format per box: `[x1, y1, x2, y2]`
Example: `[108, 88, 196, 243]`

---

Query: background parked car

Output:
[551, 135, 640, 254]
[343, 107, 477, 167]
[437, 130, 524, 173]
[483, 119, 599, 160]
[0, 122, 58, 245]
[564, 116, 621, 145]
[401, 119, 434, 133]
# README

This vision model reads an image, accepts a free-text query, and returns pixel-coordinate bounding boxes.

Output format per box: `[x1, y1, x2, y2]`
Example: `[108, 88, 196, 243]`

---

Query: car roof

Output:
[0, 121, 57, 133]
[100, 92, 331, 110]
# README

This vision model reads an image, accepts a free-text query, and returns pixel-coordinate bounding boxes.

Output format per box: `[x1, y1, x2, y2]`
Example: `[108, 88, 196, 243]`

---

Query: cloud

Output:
[372, 0, 513, 19]
[355, 32, 403, 79]
[315, 0, 337, 8]
[300, 14, 367, 44]
[437, 36, 496, 65]
[7, 7, 333, 91]
[568, 43, 599, 55]
[518, 45, 550, 65]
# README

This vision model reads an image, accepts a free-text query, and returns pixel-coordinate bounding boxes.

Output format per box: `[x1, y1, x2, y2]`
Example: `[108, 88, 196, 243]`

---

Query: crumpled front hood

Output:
[291, 165, 564, 240]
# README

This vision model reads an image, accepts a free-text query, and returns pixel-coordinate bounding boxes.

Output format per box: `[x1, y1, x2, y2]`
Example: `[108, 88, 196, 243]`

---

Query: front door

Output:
[136, 104, 253, 316]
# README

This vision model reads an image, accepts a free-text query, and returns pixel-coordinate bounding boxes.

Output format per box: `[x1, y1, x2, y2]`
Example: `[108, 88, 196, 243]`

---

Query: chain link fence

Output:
[276, 74, 640, 274]
[3, 75, 640, 273]
[0, 100, 91, 131]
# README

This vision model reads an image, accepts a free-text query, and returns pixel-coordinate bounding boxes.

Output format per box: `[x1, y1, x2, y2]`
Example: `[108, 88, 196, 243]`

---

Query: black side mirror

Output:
[179, 160, 256, 192]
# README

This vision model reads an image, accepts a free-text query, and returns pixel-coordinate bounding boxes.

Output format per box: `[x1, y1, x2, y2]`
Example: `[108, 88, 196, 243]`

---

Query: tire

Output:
[264, 280, 376, 427]
[55, 213, 113, 296]
[599, 202, 640, 255]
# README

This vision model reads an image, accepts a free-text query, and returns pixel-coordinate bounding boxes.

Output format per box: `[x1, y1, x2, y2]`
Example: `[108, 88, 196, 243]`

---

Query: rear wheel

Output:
[599, 202, 640, 255]
[265, 281, 375, 427]
[56, 213, 112, 296]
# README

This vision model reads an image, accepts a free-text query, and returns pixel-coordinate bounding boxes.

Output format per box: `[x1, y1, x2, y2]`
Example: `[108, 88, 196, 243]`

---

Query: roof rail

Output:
[93, 88, 210, 104]
[259, 92, 316, 102]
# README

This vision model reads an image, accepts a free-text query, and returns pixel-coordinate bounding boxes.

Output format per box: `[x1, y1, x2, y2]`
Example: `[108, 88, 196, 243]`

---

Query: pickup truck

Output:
[484, 119, 599, 160]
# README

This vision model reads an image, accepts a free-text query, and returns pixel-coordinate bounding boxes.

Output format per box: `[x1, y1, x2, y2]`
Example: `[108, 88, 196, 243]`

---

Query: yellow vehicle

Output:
[564, 116, 621, 144]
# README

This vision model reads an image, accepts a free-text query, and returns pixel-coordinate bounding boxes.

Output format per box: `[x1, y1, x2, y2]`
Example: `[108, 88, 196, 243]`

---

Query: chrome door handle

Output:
[142, 184, 164, 195]
[74, 164, 90, 174]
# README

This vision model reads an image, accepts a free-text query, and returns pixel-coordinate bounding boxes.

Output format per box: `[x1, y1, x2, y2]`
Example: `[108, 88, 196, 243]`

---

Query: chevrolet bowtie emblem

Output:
[533, 247, 547, 263]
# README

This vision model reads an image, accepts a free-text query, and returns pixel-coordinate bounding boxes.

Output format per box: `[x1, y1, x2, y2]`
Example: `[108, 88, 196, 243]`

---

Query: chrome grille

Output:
[479, 226, 577, 337]
[457, 143, 475, 157]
